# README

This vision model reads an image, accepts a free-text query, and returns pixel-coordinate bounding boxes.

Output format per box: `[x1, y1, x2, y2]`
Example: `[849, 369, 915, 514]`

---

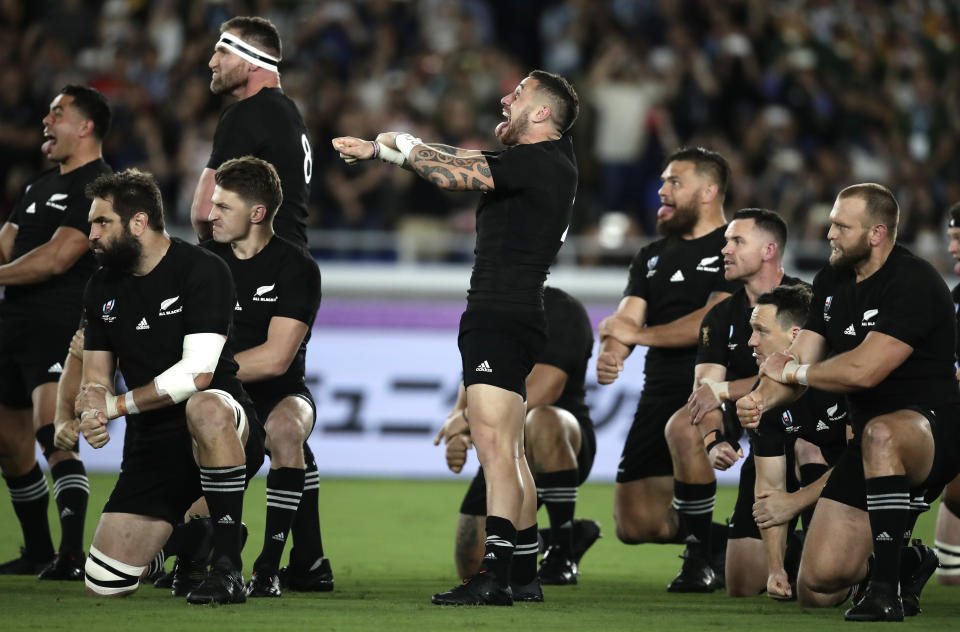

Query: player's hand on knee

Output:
[53, 417, 80, 451]
[79, 410, 110, 449]
[766, 568, 792, 600]
[596, 351, 623, 385]
[688, 381, 723, 424]
[736, 392, 763, 429]
[752, 490, 795, 528]
[445, 433, 472, 474]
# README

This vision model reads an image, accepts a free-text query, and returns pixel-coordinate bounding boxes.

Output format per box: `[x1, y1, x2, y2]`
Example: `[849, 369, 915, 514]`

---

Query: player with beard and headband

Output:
[201, 157, 327, 598]
[333, 69, 579, 606]
[0, 85, 111, 580]
[933, 201, 960, 586]
[596, 147, 738, 583]
[737, 183, 953, 621]
[605, 208, 806, 593]
[77, 169, 264, 604]
[191, 16, 312, 249]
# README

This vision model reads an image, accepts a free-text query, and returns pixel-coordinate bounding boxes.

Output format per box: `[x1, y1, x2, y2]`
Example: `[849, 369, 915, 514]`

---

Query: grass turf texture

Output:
[1, 474, 958, 630]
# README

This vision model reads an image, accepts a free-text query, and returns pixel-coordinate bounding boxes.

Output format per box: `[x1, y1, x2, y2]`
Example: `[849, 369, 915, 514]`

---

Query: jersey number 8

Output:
[302, 133, 313, 184]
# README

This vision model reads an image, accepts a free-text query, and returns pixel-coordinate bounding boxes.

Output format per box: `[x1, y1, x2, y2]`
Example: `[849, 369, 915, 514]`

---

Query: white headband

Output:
[216, 33, 280, 73]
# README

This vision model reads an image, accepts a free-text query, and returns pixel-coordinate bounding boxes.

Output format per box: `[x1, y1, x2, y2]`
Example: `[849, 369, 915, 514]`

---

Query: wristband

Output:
[796, 364, 809, 386]
[370, 140, 379, 159]
[124, 391, 140, 415]
[376, 142, 405, 166]
[703, 429, 727, 453]
[105, 394, 118, 420]
[701, 378, 730, 402]
[395, 133, 423, 159]
[780, 357, 800, 384]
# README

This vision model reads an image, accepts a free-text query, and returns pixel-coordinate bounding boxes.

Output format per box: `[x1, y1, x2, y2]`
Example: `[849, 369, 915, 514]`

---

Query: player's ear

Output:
[77, 118, 94, 139]
[533, 103, 551, 123]
[250, 204, 268, 224]
[790, 325, 801, 341]
[129, 211, 148, 236]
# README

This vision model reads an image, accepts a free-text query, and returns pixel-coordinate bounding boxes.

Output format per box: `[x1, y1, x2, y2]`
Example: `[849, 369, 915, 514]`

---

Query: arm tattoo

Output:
[408, 145, 493, 191]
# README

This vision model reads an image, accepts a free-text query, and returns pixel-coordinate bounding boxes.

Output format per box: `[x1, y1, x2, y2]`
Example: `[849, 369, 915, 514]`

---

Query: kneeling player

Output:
[203, 156, 330, 597]
[77, 169, 263, 604]
[435, 286, 599, 600]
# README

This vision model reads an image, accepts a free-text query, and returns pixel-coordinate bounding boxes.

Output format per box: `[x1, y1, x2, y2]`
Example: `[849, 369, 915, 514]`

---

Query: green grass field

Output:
[0, 474, 957, 630]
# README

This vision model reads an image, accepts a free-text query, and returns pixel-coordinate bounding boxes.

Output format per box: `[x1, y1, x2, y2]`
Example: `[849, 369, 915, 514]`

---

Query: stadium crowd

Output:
[1, 0, 959, 264]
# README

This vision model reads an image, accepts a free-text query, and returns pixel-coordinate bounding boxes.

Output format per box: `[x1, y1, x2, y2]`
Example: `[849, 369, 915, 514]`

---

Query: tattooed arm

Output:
[404, 144, 494, 192]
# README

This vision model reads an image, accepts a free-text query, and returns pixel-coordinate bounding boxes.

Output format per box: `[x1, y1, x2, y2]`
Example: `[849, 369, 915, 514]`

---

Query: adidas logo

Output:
[48, 362, 63, 374]
[25, 202, 36, 215]
[218, 514, 235, 525]
[844, 324, 856, 336]
[484, 552, 497, 560]
[876, 531, 893, 542]
[235, 301, 242, 312]
[476, 360, 493, 373]
[136, 318, 150, 331]
[683, 534, 700, 544]
[60, 507, 74, 518]
[670, 270, 685, 282]
[816, 420, 830, 432]
[271, 532, 286, 542]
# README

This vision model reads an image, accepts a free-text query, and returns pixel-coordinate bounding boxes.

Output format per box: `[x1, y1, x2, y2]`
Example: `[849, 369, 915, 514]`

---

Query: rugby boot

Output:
[245, 571, 281, 598]
[511, 577, 545, 602]
[667, 550, 719, 593]
[153, 567, 175, 589]
[278, 554, 334, 592]
[0, 548, 55, 575]
[171, 557, 208, 596]
[538, 545, 579, 585]
[900, 540, 939, 616]
[537, 518, 602, 562]
[186, 565, 247, 605]
[38, 551, 85, 580]
[848, 555, 874, 608]
[710, 527, 730, 590]
[431, 571, 513, 606]
[844, 581, 903, 622]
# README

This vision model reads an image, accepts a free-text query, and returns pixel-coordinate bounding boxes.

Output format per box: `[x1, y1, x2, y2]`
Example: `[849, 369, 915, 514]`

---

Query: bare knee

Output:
[185, 392, 235, 441]
[861, 419, 896, 459]
[794, 437, 826, 466]
[265, 413, 307, 466]
[525, 407, 575, 468]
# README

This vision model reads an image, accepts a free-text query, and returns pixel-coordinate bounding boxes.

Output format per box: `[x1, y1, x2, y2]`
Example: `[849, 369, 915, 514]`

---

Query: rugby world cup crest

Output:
[823, 296, 833, 322]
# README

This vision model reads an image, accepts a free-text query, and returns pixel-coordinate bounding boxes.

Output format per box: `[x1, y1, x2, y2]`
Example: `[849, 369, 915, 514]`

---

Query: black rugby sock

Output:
[865, 475, 909, 587]
[798, 463, 829, 531]
[510, 525, 538, 586]
[4, 464, 55, 560]
[200, 464, 246, 571]
[290, 443, 325, 566]
[672, 480, 716, 559]
[536, 469, 578, 554]
[254, 467, 304, 574]
[51, 459, 89, 554]
[479, 515, 516, 587]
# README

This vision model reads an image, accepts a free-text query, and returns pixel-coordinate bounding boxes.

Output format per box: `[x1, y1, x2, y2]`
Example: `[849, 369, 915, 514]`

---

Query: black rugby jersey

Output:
[952, 282, 960, 363]
[83, 238, 249, 424]
[753, 387, 848, 463]
[208, 88, 311, 247]
[3, 158, 111, 318]
[697, 276, 806, 381]
[541, 286, 593, 427]
[623, 225, 740, 389]
[804, 245, 959, 430]
[467, 137, 577, 312]
[203, 236, 321, 400]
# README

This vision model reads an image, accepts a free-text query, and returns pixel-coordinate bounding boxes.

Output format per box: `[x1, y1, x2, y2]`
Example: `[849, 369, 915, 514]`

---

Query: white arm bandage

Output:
[154, 333, 226, 404]
[395, 133, 424, 159]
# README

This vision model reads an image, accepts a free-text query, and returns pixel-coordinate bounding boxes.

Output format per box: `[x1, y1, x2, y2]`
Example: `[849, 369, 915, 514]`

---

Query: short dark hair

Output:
[86, 169, 165, 231]
[732, 208, 787, 254]
[665, 147, 730, 199]
[221, 16, 282, 59]
[838, 183, 899, 236]
[756, 284, 812, 330]
[947, 201, 960, 228]
[60, 85, 111, 140]
[528, 70, 579, 134]
[214, 156, 283, 219]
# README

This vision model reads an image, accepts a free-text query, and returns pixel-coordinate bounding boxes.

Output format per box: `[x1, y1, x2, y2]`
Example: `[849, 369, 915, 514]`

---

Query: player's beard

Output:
[498, 107, 531, 146]
[210, 64, 247, 96]
[95, 227, 143, 274]
[829, 232, 870, 269]
[656, 198, 698, 237]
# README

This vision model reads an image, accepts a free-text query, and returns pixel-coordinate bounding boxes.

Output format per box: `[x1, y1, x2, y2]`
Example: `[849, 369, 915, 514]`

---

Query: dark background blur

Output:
[1, 0, 958, 269]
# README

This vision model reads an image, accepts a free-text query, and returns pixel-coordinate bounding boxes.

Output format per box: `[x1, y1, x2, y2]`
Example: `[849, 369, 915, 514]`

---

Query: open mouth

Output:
[494, 109, 510, 137]
[657, 203, 675, 220]
[42, 132, 56, 155]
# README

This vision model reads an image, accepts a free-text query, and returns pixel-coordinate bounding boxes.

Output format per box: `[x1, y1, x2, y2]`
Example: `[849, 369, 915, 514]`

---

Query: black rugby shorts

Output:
[615, 388, 689, 482]
[458, 309, 546, 399]
[0, 316, 77, 407]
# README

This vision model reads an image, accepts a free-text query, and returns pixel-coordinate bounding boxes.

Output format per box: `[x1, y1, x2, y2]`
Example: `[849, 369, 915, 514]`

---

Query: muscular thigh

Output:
[263, 393, 315, 450]
[725, 537, 767, 597]
[614, 476, 675, 541]
[91, 512, 173, 567]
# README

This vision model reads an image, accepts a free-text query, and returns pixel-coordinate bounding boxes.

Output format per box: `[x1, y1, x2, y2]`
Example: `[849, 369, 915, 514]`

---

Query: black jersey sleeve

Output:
[538, 297, 591, 375]
[802, 269, 830, 336]
[872, 262, 948, 348]
[695, 298, 730, 367]
[207, 105, 261, 170]
[752, 407, 788, 457]
[484, 144, 538, 192]
[182, 252, 236, 335]
[275, 255, 321, 326]
[82, 275, 111, 352]
[622, 247, 650, 300]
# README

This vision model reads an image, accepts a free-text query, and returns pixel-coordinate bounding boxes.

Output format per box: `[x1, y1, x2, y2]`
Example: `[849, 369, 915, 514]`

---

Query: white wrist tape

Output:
[124, 391, 140, 415]
[796, 364, 810, 386]
[154, 333, 225, 404]
[376, 142, 405, 166]
[701, 378, 730, 402]
[105, 394, 118, 419]
[394, 133, 423, 159]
